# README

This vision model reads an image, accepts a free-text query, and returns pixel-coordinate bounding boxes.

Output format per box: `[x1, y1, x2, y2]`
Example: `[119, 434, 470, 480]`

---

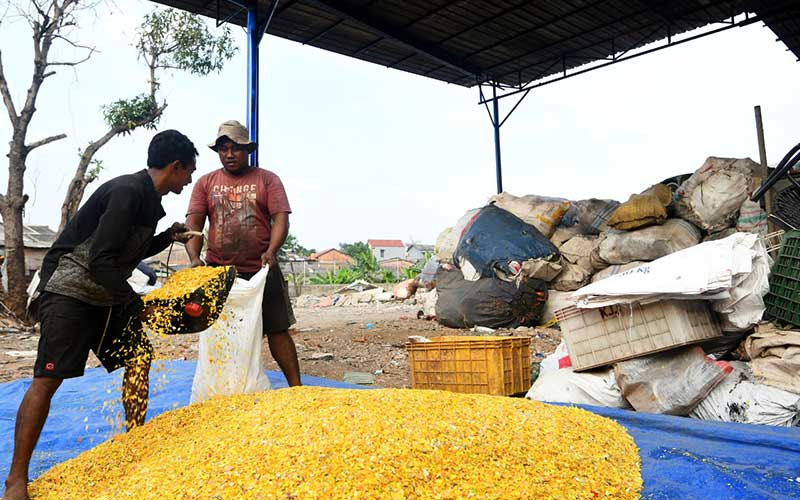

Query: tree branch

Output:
[53, 34, 97, 53]
[26, 133, 66, 151]
[47, 48, 96, 67]
[0, 49, 17, 126]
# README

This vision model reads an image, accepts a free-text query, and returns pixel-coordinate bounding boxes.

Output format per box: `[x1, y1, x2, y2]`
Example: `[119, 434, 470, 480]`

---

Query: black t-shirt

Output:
[37, 170, 171, 307]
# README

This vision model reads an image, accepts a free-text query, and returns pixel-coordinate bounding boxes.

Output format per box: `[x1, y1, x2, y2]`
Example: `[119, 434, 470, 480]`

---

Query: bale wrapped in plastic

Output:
[454, 205, 561, 282]
[675, 156, 762, 233]
[488, 192, 571, 237]
[608, 184, 673, 231]
[435, 269, 548, 329]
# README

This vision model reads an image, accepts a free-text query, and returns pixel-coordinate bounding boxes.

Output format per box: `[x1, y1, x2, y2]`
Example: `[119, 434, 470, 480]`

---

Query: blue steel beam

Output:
[224, 0, 262, 166]
[246, 4, 259, 166]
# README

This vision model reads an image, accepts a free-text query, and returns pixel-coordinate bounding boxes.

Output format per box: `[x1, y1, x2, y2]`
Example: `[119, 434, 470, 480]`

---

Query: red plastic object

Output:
[184, 302, 204, 318]
[714, 360, 734, 374]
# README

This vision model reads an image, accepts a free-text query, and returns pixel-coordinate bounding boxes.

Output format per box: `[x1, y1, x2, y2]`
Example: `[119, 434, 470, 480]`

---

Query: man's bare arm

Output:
[261, 212, 289, 268]
[185, 213, 206, 267]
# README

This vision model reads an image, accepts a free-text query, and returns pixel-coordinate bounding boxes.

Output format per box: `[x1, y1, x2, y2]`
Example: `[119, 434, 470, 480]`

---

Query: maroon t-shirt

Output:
[187, 167, 291, 272]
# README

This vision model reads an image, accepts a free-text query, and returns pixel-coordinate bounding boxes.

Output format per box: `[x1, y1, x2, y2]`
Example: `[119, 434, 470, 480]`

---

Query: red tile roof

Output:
[367, 239, 404, 248]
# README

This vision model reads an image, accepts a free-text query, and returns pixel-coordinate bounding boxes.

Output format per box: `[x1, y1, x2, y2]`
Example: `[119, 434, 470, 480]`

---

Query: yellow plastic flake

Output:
[143, 266, 229, 303]
[29, 387, 642, 499]
[142, 266, 231, 336]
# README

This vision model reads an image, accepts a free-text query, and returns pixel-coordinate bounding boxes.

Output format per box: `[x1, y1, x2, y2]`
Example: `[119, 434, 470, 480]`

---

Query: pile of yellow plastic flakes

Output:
[29, 387, 642, 499]
[142, 266, 231, 335]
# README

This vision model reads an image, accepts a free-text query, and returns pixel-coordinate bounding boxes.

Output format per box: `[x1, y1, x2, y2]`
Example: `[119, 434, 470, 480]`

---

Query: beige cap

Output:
[208, 120, 256, 152]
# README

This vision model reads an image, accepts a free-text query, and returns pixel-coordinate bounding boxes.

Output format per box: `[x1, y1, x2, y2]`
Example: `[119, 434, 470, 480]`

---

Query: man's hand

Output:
[169, 222, 193, 244]
[261, 250, 277, 268]
[190, 257, 206, 268]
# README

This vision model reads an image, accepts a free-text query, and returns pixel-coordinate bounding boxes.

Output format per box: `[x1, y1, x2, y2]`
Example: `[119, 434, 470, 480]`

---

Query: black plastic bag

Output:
[454, 205, 559, 280]
[435, 269, 548, 329]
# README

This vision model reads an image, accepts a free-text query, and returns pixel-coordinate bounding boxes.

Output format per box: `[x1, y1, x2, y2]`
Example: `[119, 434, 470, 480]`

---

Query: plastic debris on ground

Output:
[690, 361, 800, 427]
[526, 342, 631, 409]
[342, 371, 375, 385]
[614, 346, 732, 416]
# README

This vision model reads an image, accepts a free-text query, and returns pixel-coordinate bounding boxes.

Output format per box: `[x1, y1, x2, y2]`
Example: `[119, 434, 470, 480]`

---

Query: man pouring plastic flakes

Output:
[3, 130, 198, 500]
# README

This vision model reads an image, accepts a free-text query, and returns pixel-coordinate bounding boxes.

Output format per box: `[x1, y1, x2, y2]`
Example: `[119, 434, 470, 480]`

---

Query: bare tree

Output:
[0, 0, 93, 316]
[59, 8, 237, 231]
[0, 3, 236, 317]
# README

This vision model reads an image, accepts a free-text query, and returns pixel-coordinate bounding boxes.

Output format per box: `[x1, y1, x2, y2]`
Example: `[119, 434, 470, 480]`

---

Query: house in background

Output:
[0, 223, 57, 278]
[308, 248, 354, 271]
[367, 239, 404, 261]
[405, 243, 434, 264]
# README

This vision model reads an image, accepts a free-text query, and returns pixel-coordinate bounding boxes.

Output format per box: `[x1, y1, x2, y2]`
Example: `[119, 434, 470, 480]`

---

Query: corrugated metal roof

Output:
[0, 224, 57, 249]
[150, 1, 800, 88]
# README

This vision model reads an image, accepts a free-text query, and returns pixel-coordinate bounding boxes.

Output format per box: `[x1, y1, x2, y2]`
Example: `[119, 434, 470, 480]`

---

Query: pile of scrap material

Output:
[433, 155, 800, 426]
[433, 156, 768, 328]
[294, 279, 431, 308]
[30, 387, 642, 500]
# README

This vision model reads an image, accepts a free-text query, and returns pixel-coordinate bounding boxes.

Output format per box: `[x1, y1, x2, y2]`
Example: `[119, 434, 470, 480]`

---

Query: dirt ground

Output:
[0, 302, 562, 387]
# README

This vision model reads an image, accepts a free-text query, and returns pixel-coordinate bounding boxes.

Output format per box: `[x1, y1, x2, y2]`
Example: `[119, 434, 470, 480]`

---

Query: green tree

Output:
[58, 7, 237, 232]
[339, 241, 371, 258]
[280, 233, 315, 258]
[351, 248, 380, 281]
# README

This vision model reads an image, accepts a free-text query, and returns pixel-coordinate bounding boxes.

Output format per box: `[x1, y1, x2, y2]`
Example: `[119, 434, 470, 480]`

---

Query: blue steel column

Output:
[492, 84, 503, 193]
[246, 4, 259, 166]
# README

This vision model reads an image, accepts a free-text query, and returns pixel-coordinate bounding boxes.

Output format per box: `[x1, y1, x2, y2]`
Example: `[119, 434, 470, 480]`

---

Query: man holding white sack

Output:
[185, 120, 301, 388]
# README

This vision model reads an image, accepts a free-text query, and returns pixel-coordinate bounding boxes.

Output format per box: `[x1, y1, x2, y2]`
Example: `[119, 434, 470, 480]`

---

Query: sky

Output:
[1, 1, 799, 253]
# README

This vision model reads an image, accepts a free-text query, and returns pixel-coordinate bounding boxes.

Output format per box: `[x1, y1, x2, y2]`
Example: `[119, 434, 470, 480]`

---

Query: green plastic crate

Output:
[765, 230, 800, 327]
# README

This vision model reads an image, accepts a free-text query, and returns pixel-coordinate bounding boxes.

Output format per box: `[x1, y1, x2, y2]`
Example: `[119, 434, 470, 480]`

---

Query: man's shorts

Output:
[34, 292, 153, 379]
[238, 265, 296, 335]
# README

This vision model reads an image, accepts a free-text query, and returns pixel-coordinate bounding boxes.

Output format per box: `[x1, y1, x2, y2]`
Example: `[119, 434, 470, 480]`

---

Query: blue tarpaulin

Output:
[1, 360, 799, 499]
